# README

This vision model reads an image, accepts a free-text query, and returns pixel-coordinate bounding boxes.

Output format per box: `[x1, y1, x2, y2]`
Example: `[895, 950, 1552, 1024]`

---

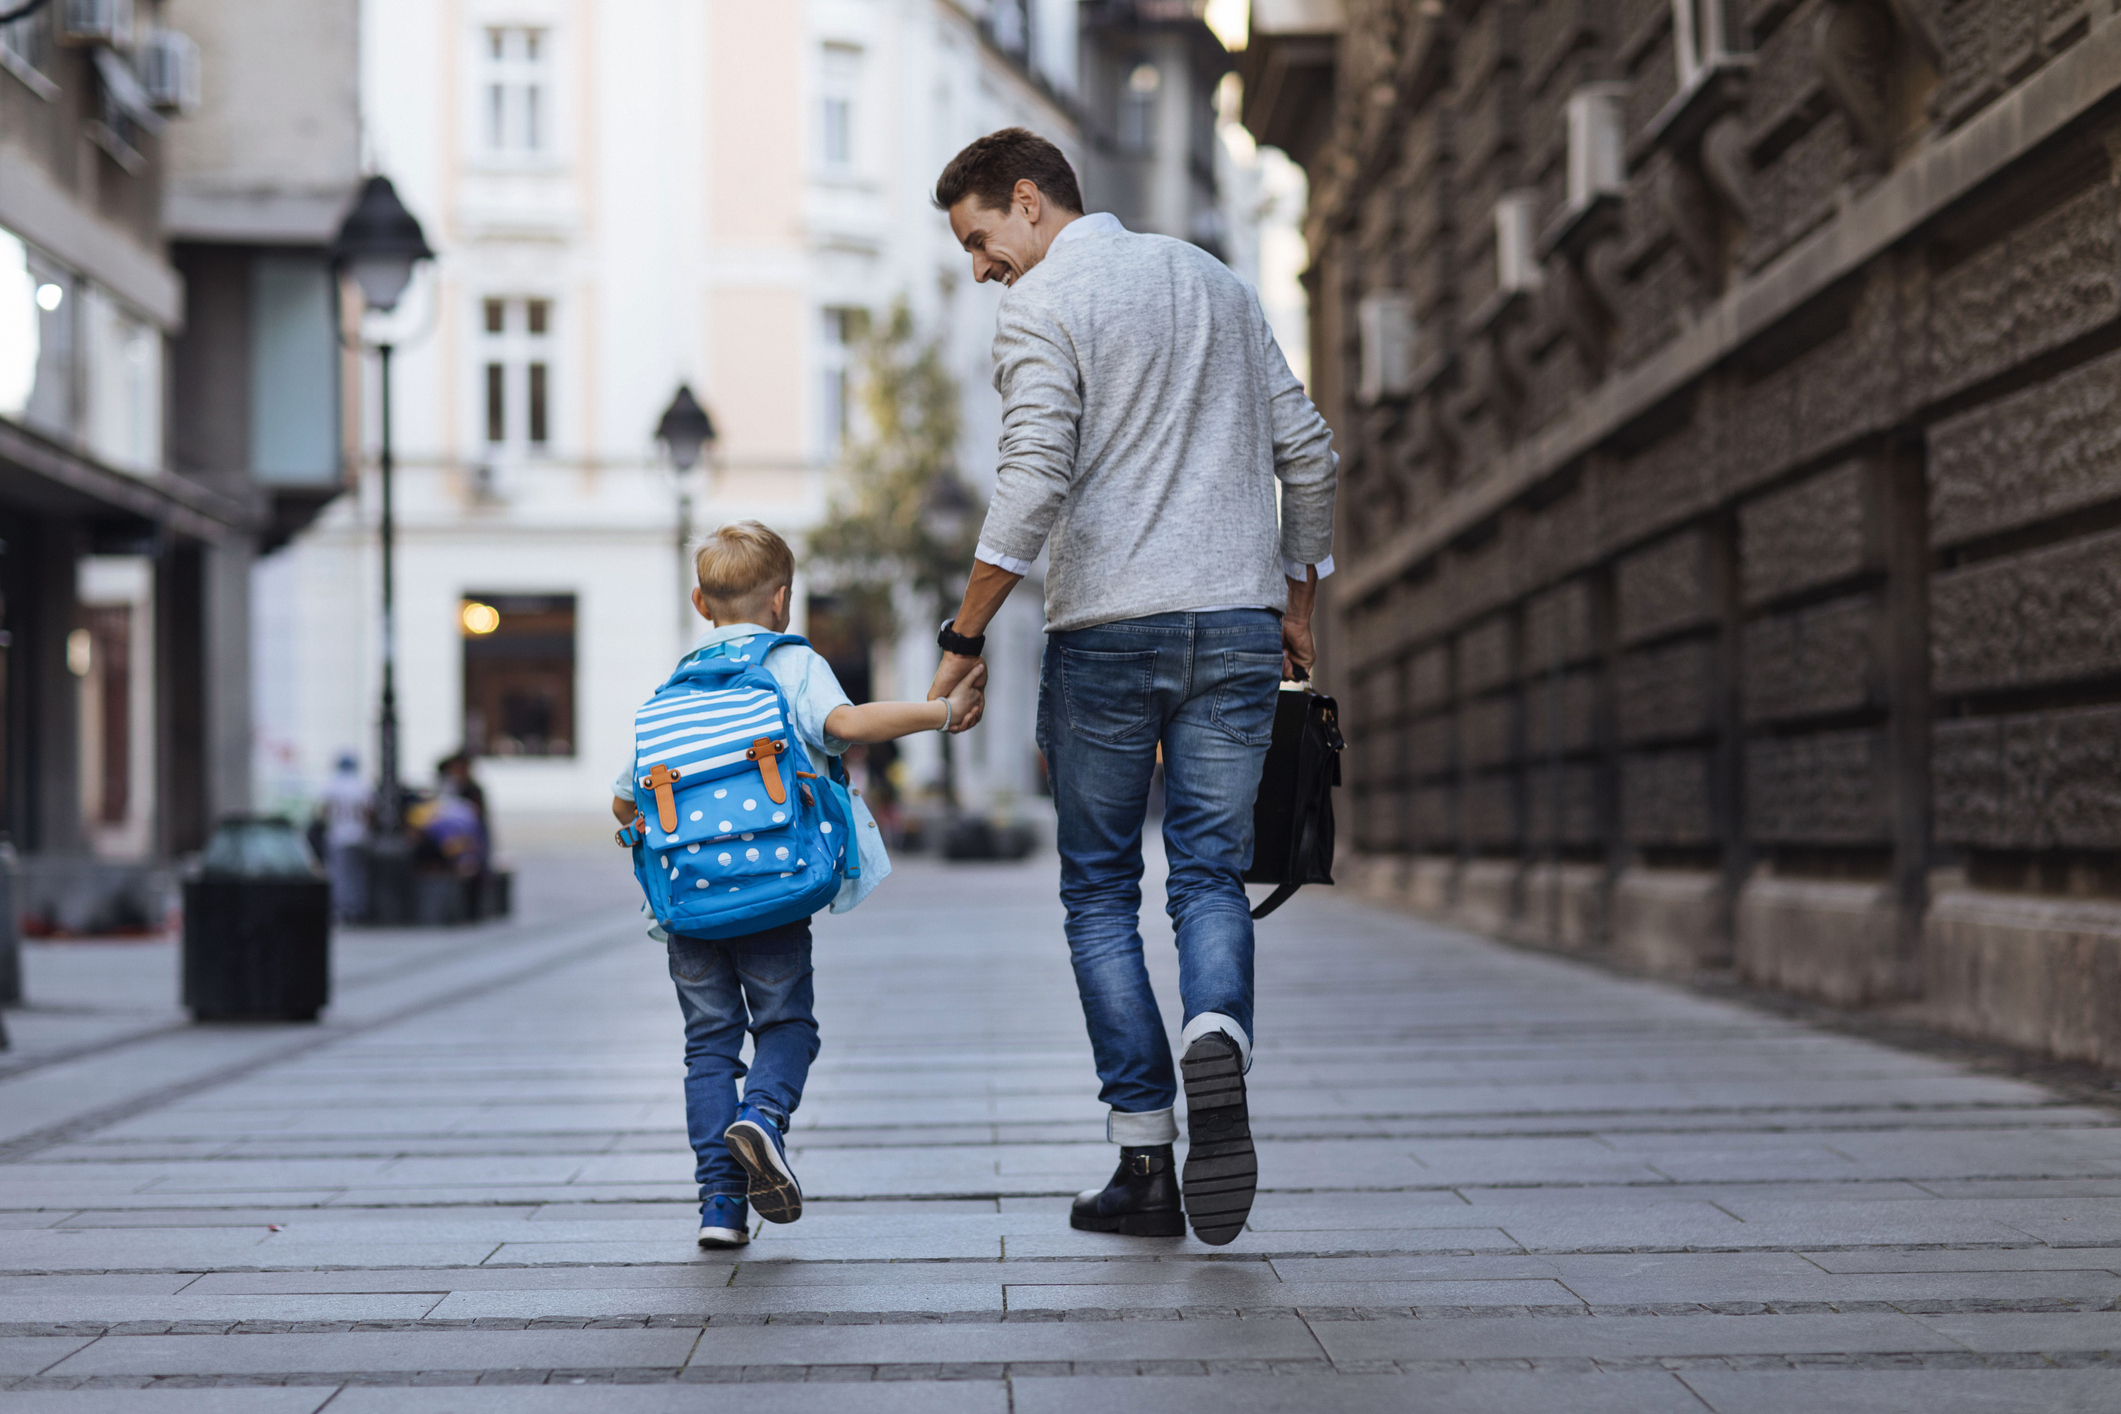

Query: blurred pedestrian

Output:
[319, 753, 370, 921]
[926, 129, 1338, 1245]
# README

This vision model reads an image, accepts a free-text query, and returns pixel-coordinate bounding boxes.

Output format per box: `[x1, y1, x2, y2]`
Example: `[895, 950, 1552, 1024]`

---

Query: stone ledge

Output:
[1343, 849, 2121, 1072]
[1736, 875, 1911, 1008]
[1924, 886, 2121, 1068]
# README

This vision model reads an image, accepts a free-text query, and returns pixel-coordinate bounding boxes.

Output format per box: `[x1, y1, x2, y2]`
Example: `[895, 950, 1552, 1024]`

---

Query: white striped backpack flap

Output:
[632, 682, 798, 850]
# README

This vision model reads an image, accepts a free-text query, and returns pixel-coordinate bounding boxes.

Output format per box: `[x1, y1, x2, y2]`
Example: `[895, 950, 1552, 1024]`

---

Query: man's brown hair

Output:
[932, 127, 1083, 216]
[693, 520, 795, 622]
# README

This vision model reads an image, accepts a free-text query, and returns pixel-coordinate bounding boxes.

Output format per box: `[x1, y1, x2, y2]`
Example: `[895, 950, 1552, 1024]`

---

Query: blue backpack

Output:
[626, 633, 857, 939]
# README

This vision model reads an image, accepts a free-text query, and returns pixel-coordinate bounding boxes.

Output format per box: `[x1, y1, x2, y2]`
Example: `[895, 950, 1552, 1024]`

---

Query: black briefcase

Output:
[1242, 682, 1344, 919]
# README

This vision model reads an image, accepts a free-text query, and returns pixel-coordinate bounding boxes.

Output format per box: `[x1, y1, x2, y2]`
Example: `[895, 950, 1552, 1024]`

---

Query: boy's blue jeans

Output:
[1036, 609, 1283, 1135]
[666, 933, 819, 1200]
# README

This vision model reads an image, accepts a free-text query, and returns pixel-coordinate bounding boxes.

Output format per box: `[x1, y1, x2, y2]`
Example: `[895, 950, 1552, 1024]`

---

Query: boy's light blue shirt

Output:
[612, 622, 855, 801]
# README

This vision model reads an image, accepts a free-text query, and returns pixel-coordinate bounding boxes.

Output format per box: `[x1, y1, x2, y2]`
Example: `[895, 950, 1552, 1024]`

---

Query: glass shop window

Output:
[461, 592, 575, 757]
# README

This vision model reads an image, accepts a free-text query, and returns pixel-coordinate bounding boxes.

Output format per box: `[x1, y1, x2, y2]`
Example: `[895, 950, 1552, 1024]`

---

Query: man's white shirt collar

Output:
[1051, 212, 1125, 248]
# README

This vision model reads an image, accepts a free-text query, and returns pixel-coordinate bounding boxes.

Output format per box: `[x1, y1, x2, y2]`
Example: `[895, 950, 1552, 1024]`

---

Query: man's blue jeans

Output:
[666, 936, 819, 1200]
[1036, 609, 1283, 1133]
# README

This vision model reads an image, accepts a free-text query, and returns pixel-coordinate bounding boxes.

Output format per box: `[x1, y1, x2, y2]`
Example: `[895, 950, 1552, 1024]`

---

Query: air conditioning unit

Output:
[137, 28, 200, 113]
[1494, 191, 1544, 295]
[1565, 84, 1629, 209]
[1672, 0, 1746, 87]
[1356, 291, 1416, 405]
[58, 0, 133, 48]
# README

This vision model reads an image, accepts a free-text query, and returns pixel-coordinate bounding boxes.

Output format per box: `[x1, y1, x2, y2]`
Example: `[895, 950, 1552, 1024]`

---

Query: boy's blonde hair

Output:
[694, 520, 795, 621]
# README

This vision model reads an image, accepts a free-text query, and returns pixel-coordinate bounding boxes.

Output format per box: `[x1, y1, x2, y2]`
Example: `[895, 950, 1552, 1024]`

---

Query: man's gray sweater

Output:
[976, 222, 1338, 634]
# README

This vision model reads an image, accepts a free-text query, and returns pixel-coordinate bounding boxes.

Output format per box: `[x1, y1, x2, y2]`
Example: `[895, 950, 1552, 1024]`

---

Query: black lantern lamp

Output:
[330, 176, 435, 314]
[656, 383, 717, 473]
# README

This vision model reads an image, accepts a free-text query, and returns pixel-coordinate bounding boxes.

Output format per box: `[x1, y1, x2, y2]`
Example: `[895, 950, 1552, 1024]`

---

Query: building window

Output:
[82, 285, 161, 475]
[0, 2, 55, 97]
[1119, 63, 1160, 154]
[482, 25, 549, 155]
[461, 593, 575, 757]
[987, 0, 1028, 56]
[1564, 85, 1628, 209]
[1356, 291, 1415, 405]
[480, 297, 553, 453]
[819, 306, 865, 453]
[819, 43, 860, 171]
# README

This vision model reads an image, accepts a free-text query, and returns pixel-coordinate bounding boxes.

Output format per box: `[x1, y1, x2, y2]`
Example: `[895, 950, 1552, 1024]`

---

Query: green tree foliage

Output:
[806, 300, 981, 640]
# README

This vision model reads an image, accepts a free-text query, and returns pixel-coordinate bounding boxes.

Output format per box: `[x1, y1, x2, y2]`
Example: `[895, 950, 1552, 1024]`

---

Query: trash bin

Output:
[182, 816, 331, 1022]
[0, 841, 19, 1007]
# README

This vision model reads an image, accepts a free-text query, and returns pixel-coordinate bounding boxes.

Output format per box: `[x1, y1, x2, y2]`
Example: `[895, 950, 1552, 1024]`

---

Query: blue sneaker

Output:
[697, 1194, 749, 1249]
[723, 1105, 802, 1224]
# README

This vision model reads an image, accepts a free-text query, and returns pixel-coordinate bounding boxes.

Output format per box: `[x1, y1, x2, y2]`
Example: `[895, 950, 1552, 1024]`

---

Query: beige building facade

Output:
[257, 0, 1085, 830]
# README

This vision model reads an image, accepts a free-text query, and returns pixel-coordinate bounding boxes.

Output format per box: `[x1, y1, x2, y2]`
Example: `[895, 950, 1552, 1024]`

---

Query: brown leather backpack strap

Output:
[640, 764, 681, 833]
[747, 737, 789, 804]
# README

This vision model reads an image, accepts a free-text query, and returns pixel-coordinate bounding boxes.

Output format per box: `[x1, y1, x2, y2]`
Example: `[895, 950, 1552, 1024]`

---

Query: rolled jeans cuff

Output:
[1107, 1106, 1178, 1146]
[1180, 1011, 1253, 1074]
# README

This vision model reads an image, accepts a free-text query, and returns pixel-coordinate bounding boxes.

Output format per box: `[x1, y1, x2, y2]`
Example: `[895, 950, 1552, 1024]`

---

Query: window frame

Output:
[477, 295, 556, 457]
[475, 22, 556, 164]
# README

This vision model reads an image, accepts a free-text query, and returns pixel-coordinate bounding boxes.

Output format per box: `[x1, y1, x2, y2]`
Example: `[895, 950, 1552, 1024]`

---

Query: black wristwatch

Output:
[938, 618, 986, 657]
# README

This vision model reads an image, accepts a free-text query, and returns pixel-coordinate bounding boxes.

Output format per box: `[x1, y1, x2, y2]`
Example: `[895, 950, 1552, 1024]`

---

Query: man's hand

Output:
[1282, 565, 1320, 681]
[1282, 617, 1316, 681]
[929, 652, 984, 704]
[944, 659, 988, 734]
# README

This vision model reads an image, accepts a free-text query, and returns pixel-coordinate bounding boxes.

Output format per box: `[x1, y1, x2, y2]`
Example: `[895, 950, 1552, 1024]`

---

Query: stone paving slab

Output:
[1000, 1278, 1580, 1310]
[1309, 1311, 1964, 1361]
[178, 1266, 736, 1294]
[1675, 1369, 2121, 1413]
[427, 1284, 1007, 1318]
[326, 1386, 1010, 1413]
[0, 1341, 92, 1376]
[43, 1329, 702, 1376]
[0, 1392, 334, 1414]
[1010, 1371, 1710, 1414]
[0, 1296, 440, 1325]
[684, 1316, 1325, 1365]
[7, 847, 2121, 1408]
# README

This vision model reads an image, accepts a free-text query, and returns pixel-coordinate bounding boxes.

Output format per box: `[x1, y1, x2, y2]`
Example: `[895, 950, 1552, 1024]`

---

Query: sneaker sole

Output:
[724, 1120, 803, 1224]
[696, 1226, 750, 1249]
[1181, 1037, 1255, 1246]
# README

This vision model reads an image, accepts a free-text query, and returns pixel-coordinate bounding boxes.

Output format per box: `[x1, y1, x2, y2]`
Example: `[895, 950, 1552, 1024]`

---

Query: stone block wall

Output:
[1285, 0, 2121, 1062]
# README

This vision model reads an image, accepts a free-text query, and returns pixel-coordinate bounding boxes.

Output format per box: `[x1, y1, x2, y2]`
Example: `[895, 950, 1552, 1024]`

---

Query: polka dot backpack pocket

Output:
[627, 633, 856, 939]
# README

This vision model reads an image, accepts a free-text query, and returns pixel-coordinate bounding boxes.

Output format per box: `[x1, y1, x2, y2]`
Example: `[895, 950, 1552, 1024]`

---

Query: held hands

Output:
[937, 655, 988, 734]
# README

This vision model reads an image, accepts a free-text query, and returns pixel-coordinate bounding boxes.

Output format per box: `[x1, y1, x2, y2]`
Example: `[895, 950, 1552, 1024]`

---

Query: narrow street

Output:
[1, 846, 2118, 1411]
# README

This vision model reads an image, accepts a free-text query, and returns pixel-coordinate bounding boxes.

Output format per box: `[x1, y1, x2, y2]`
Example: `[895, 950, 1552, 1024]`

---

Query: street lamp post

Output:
[331, 176, 434, 889]
[655, 384, 716, 654]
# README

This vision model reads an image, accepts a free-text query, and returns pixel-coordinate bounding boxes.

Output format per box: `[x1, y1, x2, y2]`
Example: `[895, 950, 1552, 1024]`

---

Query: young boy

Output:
[612, 520, 984, 1249]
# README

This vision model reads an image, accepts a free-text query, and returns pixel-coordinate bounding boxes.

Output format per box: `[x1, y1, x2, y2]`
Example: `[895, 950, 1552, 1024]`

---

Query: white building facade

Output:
[255, 0, 1084, 834]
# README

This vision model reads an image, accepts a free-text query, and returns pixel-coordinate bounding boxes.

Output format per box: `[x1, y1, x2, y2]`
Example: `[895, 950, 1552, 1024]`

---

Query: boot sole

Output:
[1069, 1205, 1186, 1237]
[1181, 1037, 1255, 1246]
[724, 1121, 803, 1225]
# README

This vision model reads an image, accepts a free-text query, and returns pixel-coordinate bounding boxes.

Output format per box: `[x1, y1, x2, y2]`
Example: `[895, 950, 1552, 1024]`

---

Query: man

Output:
[926, 129, 1337, 1245]
[319, 754, 370, 921]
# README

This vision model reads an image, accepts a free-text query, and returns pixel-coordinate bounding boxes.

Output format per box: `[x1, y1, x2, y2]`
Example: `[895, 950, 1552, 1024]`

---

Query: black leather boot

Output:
[1069, 1144, 1185, 1236]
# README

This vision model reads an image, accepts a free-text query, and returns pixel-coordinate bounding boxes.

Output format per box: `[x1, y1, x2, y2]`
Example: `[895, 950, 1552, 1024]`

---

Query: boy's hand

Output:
[945, 659, 987, 733]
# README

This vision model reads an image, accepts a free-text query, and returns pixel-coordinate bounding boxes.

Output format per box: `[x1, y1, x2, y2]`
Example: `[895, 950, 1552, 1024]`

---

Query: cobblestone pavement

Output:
[1, 843, 2119, 1412]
